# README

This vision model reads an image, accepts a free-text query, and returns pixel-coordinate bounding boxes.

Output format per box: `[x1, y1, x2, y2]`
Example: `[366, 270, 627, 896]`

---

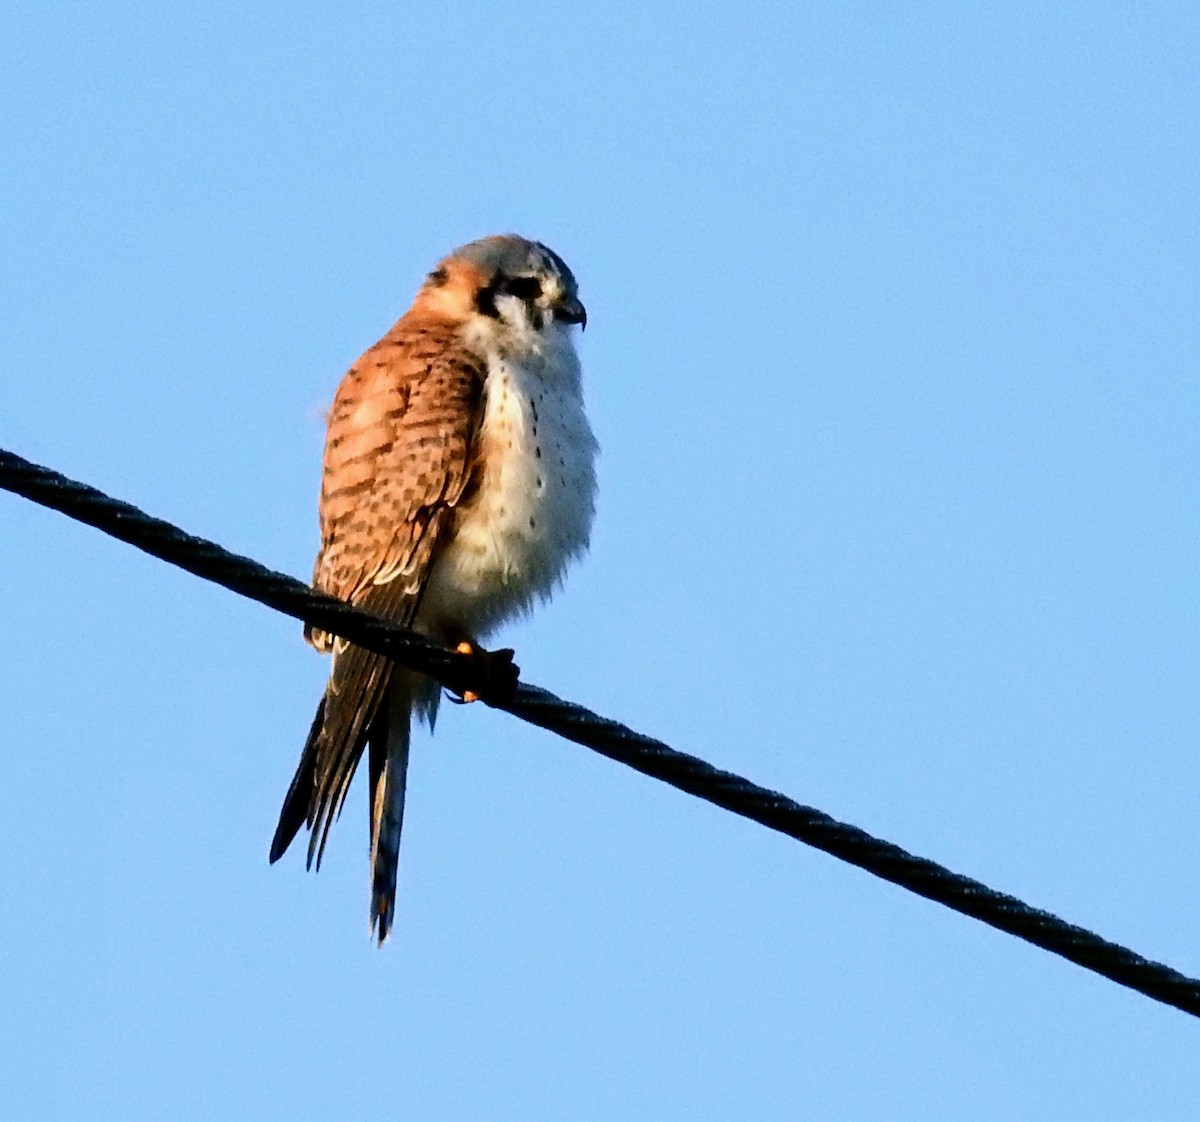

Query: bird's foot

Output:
[448, 641, 519, 705]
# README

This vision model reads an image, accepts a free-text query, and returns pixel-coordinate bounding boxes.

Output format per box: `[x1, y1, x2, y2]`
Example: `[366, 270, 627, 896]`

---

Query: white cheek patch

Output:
[493, 293, 544, 334]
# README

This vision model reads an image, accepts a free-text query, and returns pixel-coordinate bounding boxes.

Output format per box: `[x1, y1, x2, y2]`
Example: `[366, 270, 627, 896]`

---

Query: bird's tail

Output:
[270, 642, 436, 944]
[367, 671, 419, 945]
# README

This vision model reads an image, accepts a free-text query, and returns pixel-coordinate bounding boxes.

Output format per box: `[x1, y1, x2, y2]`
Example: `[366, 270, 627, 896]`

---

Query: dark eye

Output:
[501, 275, 542, 300]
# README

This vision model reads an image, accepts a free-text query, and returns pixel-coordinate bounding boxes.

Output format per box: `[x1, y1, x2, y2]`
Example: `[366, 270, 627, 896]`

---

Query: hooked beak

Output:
[555, 295, 587, 330]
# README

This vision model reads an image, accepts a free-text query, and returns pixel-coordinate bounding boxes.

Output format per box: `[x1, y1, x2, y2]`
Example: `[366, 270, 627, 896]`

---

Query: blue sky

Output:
[3, 3, 1199, 1118]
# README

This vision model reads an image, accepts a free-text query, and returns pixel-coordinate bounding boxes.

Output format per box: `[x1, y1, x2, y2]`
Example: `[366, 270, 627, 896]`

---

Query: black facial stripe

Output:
[475, 279, 500, 318]
[478, 272, 548, 321]
[502, 275, 543, 300]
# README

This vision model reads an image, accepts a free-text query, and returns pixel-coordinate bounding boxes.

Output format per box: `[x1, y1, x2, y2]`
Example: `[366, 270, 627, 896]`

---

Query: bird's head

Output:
[414, 234, 586, 344]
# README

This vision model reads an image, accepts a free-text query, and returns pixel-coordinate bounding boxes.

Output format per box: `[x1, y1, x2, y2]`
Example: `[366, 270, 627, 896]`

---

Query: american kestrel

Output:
[270, 234, 597, 943]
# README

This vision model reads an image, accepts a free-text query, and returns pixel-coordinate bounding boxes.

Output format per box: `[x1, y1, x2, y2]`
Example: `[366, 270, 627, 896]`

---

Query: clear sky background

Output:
[3, 3, 1198, 1119]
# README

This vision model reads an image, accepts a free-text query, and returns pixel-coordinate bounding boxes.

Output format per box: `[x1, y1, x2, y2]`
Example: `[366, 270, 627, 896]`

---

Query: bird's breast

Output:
[419, 339, 597, 639]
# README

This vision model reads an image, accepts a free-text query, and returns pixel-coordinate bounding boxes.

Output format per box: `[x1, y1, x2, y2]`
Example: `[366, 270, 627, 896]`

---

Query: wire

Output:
[2, 444, 1199, 1020]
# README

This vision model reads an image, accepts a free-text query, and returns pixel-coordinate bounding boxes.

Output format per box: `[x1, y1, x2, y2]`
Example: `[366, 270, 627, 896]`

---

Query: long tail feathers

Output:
[368, 677, 414, 945]
[270, 657, 417, 945]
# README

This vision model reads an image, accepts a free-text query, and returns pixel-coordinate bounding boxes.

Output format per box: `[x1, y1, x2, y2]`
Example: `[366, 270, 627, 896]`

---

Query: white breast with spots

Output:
[421, 330, 597, 640]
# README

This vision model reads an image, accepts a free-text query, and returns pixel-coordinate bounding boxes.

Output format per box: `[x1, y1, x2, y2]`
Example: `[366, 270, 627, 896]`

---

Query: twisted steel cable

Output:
[2, 445, 1198, 1020]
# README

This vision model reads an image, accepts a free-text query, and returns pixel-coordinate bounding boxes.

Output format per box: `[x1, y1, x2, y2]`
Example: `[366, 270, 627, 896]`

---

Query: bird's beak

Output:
[555, 295, 587, 330]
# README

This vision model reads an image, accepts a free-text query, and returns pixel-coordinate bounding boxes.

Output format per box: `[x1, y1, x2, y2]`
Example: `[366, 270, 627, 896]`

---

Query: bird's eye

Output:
[502, 275, 543, 301]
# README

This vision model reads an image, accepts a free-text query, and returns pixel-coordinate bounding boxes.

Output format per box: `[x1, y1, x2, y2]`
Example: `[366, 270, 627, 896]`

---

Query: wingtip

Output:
[270, 695, 325, 866]
[269, 819, 296, 864]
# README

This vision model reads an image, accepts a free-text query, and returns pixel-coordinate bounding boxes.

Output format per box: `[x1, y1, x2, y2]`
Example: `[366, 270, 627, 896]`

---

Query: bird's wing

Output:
[281, 316, 485, 867]
[311, 318, 484, 621]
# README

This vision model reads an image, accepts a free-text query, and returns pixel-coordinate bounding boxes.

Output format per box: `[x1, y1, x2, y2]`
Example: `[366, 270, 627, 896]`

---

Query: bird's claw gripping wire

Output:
[445, 641, 519, 706]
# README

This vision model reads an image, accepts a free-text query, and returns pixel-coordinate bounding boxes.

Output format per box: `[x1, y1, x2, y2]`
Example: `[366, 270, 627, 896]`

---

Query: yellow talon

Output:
[455, 642, 481, 702]
[450, 639, 519, 704]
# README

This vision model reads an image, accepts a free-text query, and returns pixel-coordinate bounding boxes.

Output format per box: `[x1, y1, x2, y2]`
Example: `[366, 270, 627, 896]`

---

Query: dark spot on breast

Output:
[529, 517, 537, 530]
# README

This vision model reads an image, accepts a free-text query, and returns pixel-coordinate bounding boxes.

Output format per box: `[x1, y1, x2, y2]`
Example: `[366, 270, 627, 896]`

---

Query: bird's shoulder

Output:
[332, 309, 486, 416]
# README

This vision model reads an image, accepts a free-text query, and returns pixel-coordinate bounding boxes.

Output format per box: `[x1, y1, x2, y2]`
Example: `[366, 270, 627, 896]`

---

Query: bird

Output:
[269, 234, 597, 944]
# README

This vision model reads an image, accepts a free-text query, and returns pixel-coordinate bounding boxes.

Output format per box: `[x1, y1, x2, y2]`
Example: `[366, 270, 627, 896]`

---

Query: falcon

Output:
[270, 235, 597, 943]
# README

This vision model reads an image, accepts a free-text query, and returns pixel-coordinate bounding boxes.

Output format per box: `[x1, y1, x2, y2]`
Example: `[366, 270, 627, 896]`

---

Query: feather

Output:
[368, 674, 418, 943]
